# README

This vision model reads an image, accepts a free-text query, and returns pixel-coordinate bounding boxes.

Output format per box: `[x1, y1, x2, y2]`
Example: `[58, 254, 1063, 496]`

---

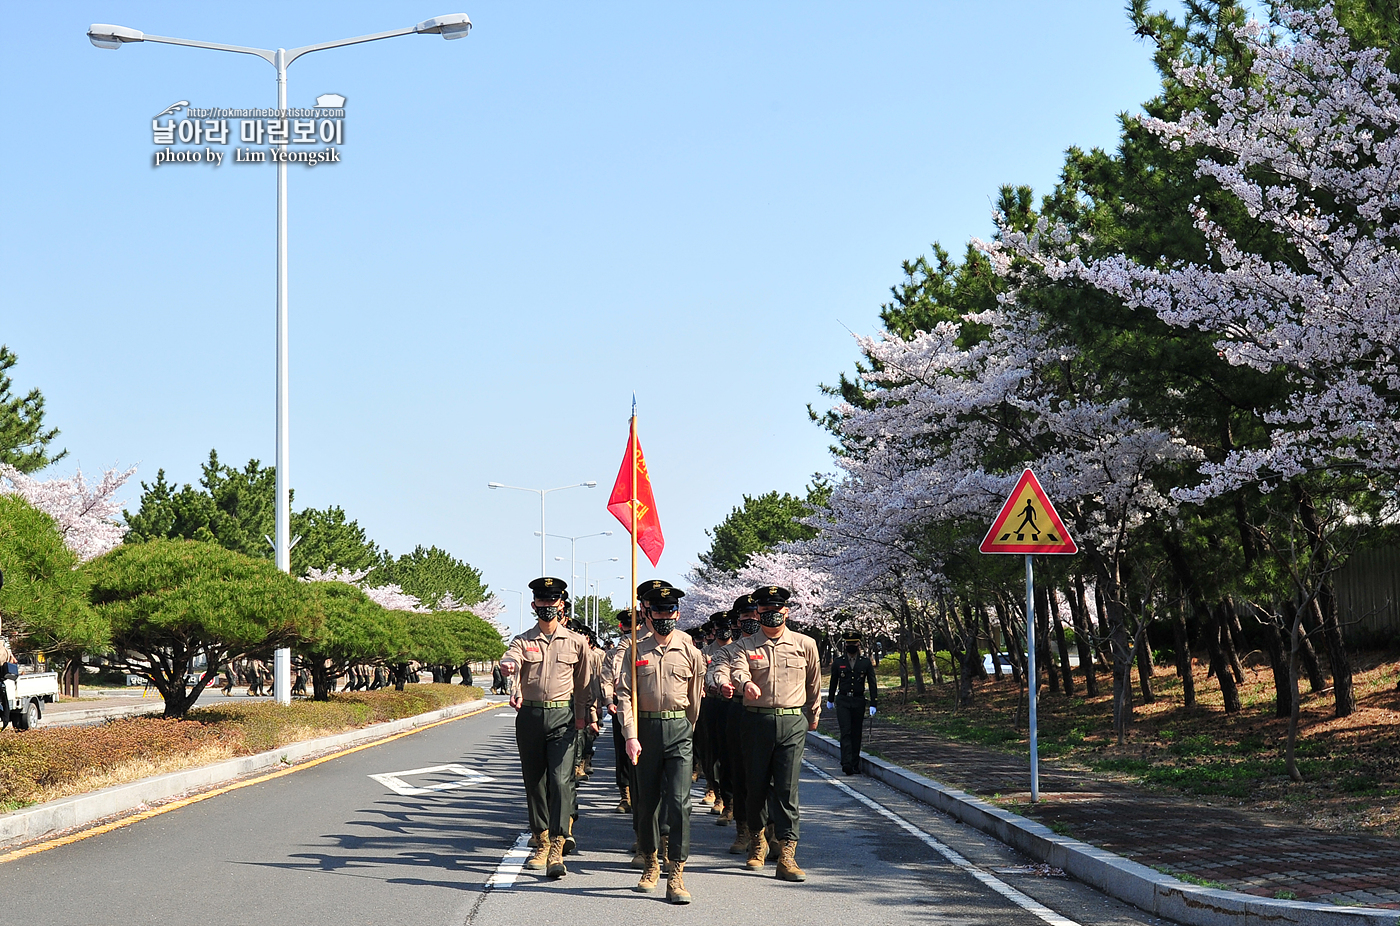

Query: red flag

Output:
[607, 417, 664, 567]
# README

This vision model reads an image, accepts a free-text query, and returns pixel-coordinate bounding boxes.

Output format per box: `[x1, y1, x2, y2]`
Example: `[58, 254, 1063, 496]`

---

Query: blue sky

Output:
[1, 1, 1172, 610]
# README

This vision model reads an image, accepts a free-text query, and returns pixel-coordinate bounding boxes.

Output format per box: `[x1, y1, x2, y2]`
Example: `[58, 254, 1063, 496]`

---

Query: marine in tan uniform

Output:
[499, 577, 594, 878]
[716, 585, 821, 882]
[600, 610, 636, 813]
[617, 583, 706, 903]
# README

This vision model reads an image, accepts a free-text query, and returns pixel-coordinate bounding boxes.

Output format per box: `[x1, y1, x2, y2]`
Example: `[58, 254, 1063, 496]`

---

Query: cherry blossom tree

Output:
[0, 463, 134, 561]
[1003, 5, 1400, 499]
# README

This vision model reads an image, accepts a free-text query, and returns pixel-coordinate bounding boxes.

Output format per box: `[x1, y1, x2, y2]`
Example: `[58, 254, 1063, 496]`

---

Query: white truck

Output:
[3, 667, 59, 731]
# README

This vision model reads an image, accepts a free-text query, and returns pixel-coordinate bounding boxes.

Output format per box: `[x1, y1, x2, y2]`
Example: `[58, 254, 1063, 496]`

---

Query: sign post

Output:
[980, 469, 1077, 802]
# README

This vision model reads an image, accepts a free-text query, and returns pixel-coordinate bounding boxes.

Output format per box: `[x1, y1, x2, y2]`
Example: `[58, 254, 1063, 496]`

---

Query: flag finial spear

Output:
[632, 394, 637, 417]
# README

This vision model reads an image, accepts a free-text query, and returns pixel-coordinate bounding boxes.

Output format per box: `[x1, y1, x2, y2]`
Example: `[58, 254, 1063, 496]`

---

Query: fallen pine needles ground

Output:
[0, 684, 482, 812]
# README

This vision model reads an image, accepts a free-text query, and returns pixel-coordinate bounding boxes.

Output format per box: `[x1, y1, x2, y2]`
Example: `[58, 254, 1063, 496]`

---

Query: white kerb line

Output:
[484, 832, 532, 890]
[804, 760, 1084, 926]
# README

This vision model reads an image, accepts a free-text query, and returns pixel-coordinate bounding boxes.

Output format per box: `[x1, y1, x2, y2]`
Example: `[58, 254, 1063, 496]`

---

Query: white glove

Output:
[868, 706, 877, 717]
[825, 700, 834, 711]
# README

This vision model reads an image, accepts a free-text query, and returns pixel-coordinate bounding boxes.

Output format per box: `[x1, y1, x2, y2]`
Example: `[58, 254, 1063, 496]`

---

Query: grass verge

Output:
[0, 685, 482, 813]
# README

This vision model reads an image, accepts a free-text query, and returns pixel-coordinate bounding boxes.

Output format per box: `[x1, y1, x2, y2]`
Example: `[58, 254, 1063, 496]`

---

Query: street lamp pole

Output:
[488, 482, 598, 575]
[499, 587, 524, 638]
[89, 15, 473, 707]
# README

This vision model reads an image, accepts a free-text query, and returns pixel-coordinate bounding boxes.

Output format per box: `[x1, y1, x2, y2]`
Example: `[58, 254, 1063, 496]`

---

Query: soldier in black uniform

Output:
[826, 629, 878, 774]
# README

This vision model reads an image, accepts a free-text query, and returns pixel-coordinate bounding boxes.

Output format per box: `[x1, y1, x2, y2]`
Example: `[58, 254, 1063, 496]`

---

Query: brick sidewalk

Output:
[817, 713, 1400, 909]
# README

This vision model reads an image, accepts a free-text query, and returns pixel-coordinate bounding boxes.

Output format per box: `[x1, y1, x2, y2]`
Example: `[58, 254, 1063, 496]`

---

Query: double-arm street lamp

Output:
[89, 15, 472, 706]
[539, 530, 612, 607]
[488, 482, 597, 575]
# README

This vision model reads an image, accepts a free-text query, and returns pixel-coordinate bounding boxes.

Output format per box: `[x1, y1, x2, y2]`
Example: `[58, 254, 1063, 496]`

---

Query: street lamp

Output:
[89, 15, 472, 708]
[536, 530, 612, 609]
[488, 482, 598, 575]
[498, 587, 524, 638]
[580, 557, 619, 632]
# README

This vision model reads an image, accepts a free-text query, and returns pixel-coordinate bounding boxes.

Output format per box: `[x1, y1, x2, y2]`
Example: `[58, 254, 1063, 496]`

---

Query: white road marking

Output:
[485, 832, 532, 890]
[805, 760, 1084, 926]
[494, 711, 515, 718]
[368, 763, 495, 796]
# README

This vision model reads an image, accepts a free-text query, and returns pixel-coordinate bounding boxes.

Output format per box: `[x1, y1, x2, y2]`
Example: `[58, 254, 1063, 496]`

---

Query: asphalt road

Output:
[1, 697, 1173, 926]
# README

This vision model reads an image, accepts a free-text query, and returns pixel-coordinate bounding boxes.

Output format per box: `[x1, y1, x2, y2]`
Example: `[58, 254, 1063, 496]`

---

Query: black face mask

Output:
[759, 611, 785, 628]
[533, 605, 561, 622]
[739, 618, 761, 636]
[651, 617, 677, 636]
[845, 645, 860, 654]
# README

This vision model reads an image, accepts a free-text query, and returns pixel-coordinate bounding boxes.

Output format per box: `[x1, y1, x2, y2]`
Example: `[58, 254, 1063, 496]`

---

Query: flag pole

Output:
[629, 397, 639, 759]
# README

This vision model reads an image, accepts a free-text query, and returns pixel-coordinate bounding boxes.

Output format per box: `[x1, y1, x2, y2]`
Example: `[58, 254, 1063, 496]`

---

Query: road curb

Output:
[38, 701, 165, 726]
[0, 697, 495, 850]
[806, 731, 1399, 926]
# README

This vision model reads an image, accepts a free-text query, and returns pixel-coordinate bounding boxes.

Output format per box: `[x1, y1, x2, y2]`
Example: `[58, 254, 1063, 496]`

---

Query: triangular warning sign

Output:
[980, 469, 1077, 555]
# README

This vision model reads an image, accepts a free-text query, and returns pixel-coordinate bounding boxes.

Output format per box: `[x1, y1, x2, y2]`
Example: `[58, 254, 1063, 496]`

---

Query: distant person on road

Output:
[827, 629, 879, 775]
[0, 625, 15, 729]
[247, 659, 268, 697]
[491, 662, 506, 694]
[499, 577, 594, 879]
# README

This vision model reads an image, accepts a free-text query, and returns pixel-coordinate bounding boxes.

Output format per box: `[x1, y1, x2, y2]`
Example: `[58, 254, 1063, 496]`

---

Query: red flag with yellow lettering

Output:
[607, 413, 664, 567]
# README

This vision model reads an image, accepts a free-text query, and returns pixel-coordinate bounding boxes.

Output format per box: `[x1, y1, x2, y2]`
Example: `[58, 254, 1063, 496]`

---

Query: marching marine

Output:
[717, 585, 821, 882]
[498, 577, 594, 879]
[616, 582, 707, 903]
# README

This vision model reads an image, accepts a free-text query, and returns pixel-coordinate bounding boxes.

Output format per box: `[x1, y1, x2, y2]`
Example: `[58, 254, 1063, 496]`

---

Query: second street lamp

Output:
[90, 14, 472, 706]
[488, 481, 597, 575]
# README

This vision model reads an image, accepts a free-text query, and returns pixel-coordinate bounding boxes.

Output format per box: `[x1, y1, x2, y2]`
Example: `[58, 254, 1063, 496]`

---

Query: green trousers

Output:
[634, 716, 693, 860]
[741, 710, 806, 841]
[835, 696, 868, 771]
[515, 704, 577, 837]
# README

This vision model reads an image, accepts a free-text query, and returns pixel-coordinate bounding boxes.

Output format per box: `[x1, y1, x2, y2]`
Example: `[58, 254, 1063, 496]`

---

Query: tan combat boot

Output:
[776, 838, 806, 882]
[744, 828, 767, 870]
[616, 786, 632, 814]
[666, 859, 692, 904]
[635, 852, 661, 892]
[660, 833, 672, 874]
[524, 830, 549, 870]
[546, 835, 568, 878]
[630, 837, 645, 869]
[728, 821, 750, 854]
[710, 795, 724, 816]
[563, 816, 576, 855]
[574, 762, 587, 781]
[527, 831, 541, 849]
[702, 786, 716, 805]
[717, 802, 733, 825]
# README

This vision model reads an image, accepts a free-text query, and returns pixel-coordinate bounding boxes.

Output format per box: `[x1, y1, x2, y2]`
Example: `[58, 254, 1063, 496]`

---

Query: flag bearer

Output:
[617, 583, 706, 904]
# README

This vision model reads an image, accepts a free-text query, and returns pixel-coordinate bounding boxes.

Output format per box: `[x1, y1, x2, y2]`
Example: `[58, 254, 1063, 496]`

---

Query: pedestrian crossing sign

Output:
[979, 469, 1077, 555]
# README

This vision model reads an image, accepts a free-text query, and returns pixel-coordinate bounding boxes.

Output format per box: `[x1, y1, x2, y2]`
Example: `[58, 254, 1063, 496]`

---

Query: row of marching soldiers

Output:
[498, 575, 822, 905]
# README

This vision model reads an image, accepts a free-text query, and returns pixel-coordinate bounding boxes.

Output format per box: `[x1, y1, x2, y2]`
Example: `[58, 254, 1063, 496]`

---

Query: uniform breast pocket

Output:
[553, 651, 579, 686]
[635, 665, 659, 695]
[520, 651, 544, 683]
